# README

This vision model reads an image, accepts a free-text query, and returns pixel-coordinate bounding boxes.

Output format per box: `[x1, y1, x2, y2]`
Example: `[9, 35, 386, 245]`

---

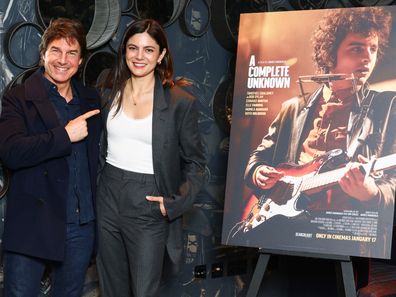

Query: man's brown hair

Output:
[39, 18, 87, 65]
[312, 7, 392, 74]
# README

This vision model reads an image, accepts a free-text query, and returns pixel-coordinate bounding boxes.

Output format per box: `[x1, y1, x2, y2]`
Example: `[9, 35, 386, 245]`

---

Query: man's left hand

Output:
[339, 155, 379, 201]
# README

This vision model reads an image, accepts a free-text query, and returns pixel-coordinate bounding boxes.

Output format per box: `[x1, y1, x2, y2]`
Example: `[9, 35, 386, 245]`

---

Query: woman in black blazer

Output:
[96, 19, 206, 297]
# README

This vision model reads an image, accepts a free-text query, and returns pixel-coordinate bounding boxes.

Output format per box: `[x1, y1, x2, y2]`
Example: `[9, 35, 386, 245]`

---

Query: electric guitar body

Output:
[242, 149, 396, 233]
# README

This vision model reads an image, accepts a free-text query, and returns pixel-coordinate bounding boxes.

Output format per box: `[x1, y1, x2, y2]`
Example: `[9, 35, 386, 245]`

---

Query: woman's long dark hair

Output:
[100, 19, 187, 112]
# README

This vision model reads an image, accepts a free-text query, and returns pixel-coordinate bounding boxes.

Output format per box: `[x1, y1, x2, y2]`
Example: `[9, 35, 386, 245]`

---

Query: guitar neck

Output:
[373, 154, 396, 172]
[300, 167, 345, 192]
[300, 153, 396, 193]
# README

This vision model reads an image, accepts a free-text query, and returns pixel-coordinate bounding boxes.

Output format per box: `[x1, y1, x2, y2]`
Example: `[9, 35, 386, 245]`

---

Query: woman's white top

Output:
[106, 104, 154, 174]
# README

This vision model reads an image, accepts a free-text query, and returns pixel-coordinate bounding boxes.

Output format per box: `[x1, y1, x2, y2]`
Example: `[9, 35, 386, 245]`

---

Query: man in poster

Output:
[233, 6, 396, 264]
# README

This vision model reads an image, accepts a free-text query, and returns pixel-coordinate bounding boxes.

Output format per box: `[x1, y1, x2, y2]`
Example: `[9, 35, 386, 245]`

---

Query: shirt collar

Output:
[40, 67, 79, 103]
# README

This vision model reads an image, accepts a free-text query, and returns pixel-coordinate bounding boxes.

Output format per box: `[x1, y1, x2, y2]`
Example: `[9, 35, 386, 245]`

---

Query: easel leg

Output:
[246, 252, 270, 297]
[336, 259, 357, 297]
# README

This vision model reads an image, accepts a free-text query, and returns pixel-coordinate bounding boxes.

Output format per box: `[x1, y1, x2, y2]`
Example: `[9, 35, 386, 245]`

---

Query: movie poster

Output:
[222, 6, 396, 259]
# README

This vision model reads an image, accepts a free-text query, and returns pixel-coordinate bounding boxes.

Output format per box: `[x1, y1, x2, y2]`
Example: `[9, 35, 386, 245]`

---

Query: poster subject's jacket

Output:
[99, 75, 206, 271]
[0, 70, 102, 261]
[245, 86, 396, 224]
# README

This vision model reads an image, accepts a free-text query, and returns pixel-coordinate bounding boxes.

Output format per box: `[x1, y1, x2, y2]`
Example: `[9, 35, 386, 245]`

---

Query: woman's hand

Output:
[146, 196, 167, 216]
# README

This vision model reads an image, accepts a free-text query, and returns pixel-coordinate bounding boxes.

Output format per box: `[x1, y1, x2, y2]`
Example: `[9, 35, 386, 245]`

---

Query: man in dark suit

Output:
[0, 18, 101, 297]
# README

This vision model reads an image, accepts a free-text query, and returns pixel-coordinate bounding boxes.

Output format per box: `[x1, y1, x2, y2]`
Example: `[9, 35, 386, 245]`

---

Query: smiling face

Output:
[125, 32, 166, 79]
[330, 32, 378, 90]
[42, 37, 82, 87]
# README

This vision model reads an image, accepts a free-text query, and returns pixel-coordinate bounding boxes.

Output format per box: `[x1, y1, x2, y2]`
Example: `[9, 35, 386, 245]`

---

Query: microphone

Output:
[297, 73, 358, 102]
[298, 73, 355, 83]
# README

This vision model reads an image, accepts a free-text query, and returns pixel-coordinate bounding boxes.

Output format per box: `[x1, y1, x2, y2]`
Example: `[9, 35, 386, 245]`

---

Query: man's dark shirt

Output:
[299, 88, 354, 164]
[299, 88, 357, 210]
[41, 71, 94, 224]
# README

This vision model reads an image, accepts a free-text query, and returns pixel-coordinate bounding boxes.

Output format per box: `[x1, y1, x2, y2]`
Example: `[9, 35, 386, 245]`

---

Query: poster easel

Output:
[246, 249, 356, 297]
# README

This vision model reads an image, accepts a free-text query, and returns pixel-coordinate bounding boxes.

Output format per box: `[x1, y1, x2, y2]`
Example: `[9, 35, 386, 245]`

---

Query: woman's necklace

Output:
[129, 79, 137, 106]
[128, 77, 155, 107]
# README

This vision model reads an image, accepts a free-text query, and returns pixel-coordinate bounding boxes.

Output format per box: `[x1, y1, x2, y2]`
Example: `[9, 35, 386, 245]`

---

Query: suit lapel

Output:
[152, 76, 168, 172]
[346, 90, 376, 158]
[25, 70, 61, 129]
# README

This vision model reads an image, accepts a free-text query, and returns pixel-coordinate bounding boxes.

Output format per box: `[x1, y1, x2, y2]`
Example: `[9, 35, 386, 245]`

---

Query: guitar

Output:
[242, 149, 396, 233]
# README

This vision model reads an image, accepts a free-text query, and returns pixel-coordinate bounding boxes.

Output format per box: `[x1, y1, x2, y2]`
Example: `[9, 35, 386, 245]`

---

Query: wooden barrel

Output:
[81, 50, 116, 87]
[135, 0, 185, 27]
[36, 0, 121, 49]
[4, 22, 43, 69]
[179, 0, 211, 37]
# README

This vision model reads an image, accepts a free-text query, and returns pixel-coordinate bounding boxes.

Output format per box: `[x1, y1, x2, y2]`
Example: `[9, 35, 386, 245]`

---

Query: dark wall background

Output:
[0, 0, 395, 296]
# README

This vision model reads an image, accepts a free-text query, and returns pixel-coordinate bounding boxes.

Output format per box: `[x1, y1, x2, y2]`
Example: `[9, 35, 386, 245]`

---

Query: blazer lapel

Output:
[152, 76, 168, 172]
[100, 90, 115, 128]
[25, 70, 61, 129]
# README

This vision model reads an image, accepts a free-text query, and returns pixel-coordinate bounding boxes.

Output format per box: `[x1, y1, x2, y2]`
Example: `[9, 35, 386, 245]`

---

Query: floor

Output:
[255, 255, 343, 297]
